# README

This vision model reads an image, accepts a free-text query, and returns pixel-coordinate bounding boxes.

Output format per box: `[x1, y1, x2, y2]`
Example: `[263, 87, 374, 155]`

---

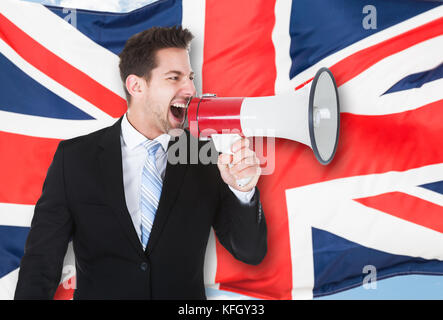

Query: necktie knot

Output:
[143, 140, 161, 156]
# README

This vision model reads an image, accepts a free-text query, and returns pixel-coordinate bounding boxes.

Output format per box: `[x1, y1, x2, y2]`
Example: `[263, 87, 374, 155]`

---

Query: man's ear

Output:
[125, 75, 145, 99]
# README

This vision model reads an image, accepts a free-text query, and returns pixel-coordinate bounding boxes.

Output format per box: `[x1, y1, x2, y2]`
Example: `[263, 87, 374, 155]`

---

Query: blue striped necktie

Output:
[140, 140, 163, 251]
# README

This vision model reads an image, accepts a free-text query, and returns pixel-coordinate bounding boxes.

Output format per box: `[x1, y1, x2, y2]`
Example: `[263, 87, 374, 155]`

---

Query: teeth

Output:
[171, 103, 187, 108]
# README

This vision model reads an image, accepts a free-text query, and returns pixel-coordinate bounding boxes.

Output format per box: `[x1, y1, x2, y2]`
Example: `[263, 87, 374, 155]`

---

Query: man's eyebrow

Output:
[165, 70, 195, 76]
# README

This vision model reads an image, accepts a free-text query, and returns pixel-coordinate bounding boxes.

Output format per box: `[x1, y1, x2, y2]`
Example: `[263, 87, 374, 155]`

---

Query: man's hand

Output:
[217, 138, 261, 192]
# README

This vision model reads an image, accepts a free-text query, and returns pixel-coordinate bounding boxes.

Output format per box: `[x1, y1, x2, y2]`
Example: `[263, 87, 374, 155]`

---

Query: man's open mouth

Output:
[170, 102, 187, 122]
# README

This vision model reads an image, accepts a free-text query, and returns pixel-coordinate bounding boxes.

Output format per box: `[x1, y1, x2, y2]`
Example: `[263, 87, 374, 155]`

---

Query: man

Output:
[14, 26, 267, 300]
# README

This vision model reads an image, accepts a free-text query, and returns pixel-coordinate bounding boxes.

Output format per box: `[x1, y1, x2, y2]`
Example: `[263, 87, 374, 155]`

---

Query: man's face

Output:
[140, 47, 196, 136]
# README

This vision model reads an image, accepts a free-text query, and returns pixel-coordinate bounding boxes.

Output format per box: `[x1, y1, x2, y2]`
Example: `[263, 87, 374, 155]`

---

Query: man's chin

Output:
[166, 119, 186, 137]
[167, 110, 187, 137]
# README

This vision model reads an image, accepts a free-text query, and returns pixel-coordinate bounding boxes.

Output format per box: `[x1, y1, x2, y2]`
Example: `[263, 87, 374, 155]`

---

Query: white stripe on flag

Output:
[339, 36, 443, 115]
[0, 0, 126, 99]
[59, 241, 76, 299]
[0, 203, 34, 227]
[182, 0, 206, 96]
[204, 228, 219, 289]
[0, 268, 18, 300]
[272, 0, 293, 94]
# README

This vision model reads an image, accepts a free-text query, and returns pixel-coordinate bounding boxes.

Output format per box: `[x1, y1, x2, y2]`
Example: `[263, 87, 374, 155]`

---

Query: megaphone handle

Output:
[211, 133, 253, 188]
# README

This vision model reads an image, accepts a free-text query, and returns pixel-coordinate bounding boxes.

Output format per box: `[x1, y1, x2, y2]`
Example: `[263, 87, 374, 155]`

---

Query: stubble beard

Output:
[153, 107, 186, 137]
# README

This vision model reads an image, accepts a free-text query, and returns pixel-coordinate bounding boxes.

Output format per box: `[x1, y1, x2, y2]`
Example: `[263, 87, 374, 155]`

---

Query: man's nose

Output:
[182, 78, 197, 98]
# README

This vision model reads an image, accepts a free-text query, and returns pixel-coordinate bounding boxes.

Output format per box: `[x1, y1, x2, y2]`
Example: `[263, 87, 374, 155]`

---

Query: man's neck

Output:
[126, 107, 162, 140]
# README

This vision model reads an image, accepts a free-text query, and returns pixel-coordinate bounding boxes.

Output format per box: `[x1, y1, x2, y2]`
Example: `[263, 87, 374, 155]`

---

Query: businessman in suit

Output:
[15, 26, 267, 300]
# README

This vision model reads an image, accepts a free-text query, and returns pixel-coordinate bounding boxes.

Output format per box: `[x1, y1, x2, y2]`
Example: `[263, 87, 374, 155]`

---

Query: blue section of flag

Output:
[46, 0, 183, 55]
[0, 53, 94, 120]
[0, 226, 29, 278]
[312, 227, 443, 297]
[420, 180, 443, 195]
[289, 0, 441, 79]
[383, 63, 443, 95]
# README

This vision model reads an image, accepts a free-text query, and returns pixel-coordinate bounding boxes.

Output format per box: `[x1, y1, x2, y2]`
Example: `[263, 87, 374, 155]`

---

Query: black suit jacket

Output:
[14, 117, 267, 300]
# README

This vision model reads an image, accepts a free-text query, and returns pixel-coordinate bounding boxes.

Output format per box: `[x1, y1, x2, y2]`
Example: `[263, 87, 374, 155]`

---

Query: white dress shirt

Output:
[120, 113, 255, 241]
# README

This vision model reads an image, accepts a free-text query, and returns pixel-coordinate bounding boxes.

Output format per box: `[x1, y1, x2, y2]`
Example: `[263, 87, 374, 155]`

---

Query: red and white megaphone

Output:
[187, 67, 340, 186]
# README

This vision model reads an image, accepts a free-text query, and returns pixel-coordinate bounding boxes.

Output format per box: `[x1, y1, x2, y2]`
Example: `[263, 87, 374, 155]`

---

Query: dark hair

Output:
[118, 26, 194, 102]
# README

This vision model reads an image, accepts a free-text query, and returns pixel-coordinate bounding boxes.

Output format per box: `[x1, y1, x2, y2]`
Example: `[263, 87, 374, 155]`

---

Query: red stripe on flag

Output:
[0, 132, 60, 204]
[295, 77, 313, 90]
[355, 192, 443, 233]
[202, 0, 277, 97]
[0, 13, 126, 118]
[330, 17, 443, 87]
[53, 277, 76, 300]
[204, 0, 293, 299]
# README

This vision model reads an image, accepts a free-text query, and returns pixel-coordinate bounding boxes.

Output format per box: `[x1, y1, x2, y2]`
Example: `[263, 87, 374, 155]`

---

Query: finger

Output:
[234, 165, 261, 179]
[231, 164, 260, 179]
[232, 148, 255, 166]
[231, 153, 260, 169]
[218, 153, 232, 166]
[230, 157, 261, 177]
[217, 155, 232, 178]
[231, 137, 249, 153]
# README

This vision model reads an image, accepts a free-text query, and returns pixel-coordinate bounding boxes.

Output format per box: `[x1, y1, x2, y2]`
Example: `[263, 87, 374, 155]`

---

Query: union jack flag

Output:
[0, 0, 442, 300]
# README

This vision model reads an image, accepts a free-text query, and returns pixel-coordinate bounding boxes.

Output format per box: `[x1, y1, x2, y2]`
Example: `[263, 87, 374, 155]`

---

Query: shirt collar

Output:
[121, 113, 171, 152]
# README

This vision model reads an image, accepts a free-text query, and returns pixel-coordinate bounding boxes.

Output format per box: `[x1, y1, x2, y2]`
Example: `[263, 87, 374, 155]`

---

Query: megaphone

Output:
[187, 67, 340, 185]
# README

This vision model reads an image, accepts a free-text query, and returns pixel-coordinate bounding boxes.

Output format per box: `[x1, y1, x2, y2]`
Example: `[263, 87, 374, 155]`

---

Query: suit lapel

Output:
[97, 119, 189, 257]
[98, 117, 146, 258]
[145, 132, 189, 255]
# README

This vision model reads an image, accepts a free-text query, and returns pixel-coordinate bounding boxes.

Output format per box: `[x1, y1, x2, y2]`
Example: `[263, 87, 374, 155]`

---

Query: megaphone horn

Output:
[187, 67, 340, 182]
